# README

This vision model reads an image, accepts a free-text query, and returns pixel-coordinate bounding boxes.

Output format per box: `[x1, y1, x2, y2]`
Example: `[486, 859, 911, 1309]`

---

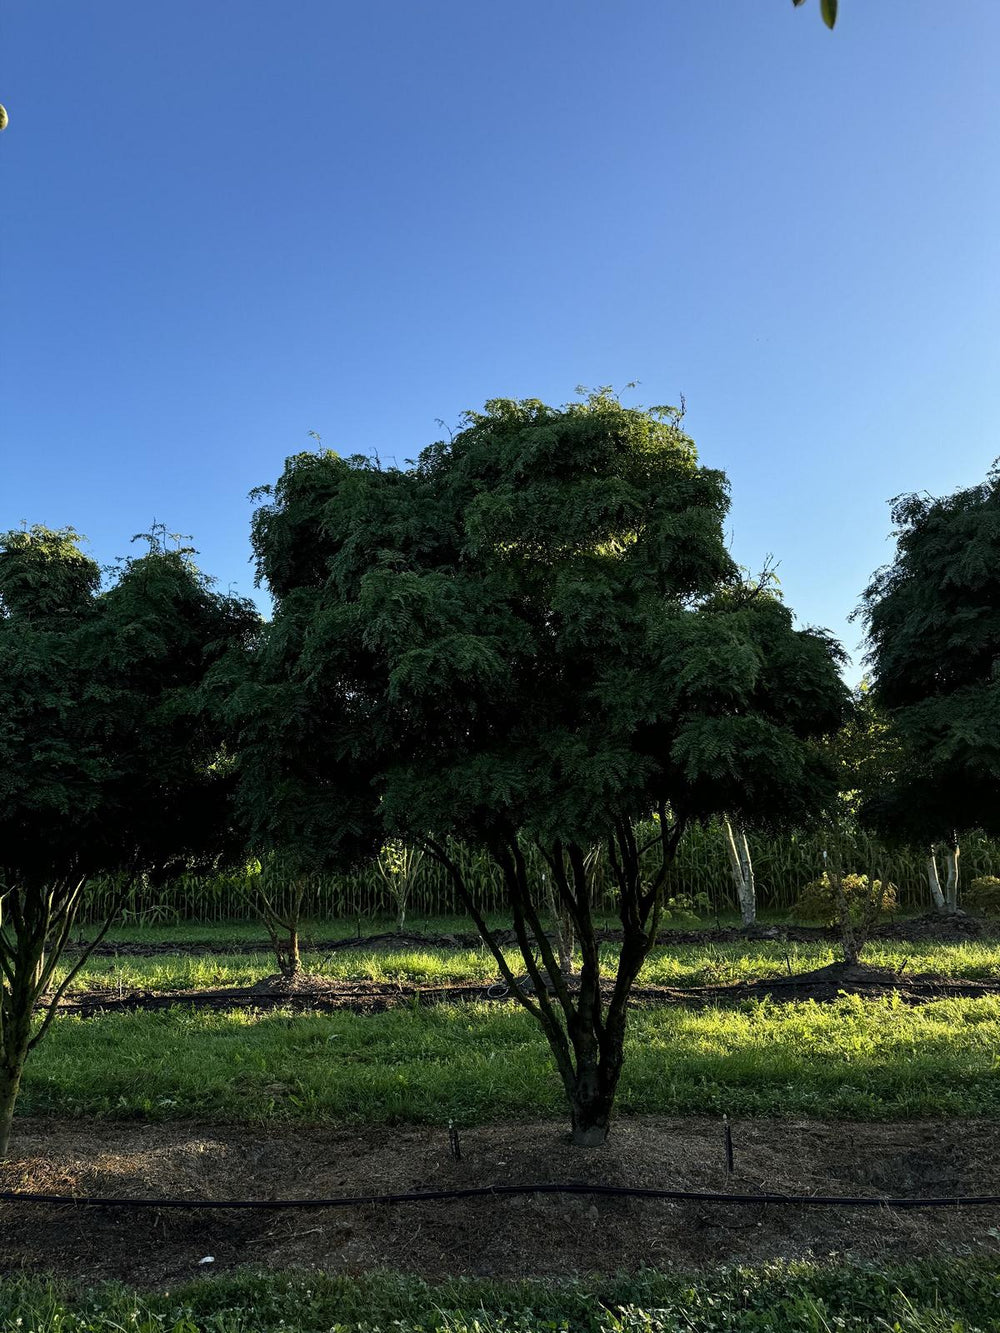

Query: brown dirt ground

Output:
[49, 963, 1000, 1020]
[1, 1117, 998, 1286]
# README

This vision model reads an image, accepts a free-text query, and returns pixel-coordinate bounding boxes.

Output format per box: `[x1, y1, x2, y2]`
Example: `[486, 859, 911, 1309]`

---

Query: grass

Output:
[57, 937, 1000, 994]
[2, 1261, 999, 1331]
[17, 993, 1000, 1124]
[88, 912, 640, 947]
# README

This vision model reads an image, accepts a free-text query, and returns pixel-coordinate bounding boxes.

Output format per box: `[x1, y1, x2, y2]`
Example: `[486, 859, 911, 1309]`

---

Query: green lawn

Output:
[59, 936, 1000, 994]
[19, 994, 1000, 1124]
[82, 912, 640, 947]
[3, 1261, 999, 1332]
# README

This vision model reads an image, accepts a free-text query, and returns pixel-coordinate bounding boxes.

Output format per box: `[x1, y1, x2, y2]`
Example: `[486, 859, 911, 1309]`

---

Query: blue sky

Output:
[2, 1, 998, 672]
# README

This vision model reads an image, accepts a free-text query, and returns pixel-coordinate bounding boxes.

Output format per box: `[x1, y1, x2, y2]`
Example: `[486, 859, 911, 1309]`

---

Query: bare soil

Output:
[1, 1117, 997, 1286]
[48, 963, 1000, 1020]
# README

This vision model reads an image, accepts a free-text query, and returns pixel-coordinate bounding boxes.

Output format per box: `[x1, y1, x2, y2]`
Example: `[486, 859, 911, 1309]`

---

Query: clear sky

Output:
[2, 1, 998, 671]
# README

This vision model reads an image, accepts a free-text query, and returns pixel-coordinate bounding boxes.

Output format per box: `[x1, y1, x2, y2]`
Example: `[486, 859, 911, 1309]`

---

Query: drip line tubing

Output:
[1, 1182, 998, 1211]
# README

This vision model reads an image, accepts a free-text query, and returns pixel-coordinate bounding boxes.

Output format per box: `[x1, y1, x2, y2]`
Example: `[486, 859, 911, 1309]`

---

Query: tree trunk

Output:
[278, 924, 301, 979]
[723, 816, 755, 926]
[944, 840, 960, 914]
[0, 982, 35, 1160]
[0, 875, 112, 1159]
[423, 812, 685, 1149]
[0, 1059, 25, 1159]
[545, 873, 575, 978]
[261, 875, 305, 979]
[926, 847, 946, 914]
[569, 1062, 615, 1146]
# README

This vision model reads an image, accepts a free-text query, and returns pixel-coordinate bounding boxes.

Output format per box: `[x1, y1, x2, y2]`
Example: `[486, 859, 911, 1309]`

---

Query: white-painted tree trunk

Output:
[944, 841, 960, 913]
[723, 816, 756, 926]
[926, 846, 946, 914]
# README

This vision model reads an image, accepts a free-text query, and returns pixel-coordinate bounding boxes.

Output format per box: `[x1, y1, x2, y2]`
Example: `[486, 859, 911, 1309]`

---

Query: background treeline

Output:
[77, 825, 1000, 926]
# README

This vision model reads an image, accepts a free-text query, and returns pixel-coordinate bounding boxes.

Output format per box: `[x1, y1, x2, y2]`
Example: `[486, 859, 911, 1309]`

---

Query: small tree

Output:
[966, 876, 1000, 918]
[244, 394, 849, 1144]
[0, 526, 256, 1156]
[215, 527, 383, 945]
[376, 840, 424, 932]
[793, 867, 896, 965]
[254, 855, 310, 980]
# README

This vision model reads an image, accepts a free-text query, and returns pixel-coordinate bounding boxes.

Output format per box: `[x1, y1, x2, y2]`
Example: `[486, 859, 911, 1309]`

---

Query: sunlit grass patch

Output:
[20, 995, 1000, 1125]
[58, 936, 1000, 995]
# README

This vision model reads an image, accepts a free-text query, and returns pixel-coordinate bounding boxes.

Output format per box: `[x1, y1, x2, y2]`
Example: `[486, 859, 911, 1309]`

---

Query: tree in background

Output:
[216, 475, 384, 971]
[0, 526, 256, 1156]
[245, 392, 849, 1145]
[859, 465, 1000, 913]
[377, 840, 425, 933]
[831, 684, 948, 914]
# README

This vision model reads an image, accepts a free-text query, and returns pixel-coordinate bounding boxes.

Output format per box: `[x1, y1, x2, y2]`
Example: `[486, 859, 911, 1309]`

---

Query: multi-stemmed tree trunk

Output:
[722, 816, 756, 926]
[425, 806, 685, 1146]
[258, 873, 306, 980]
[926, 839, 961, 915]
[0, 877, 118, 1158]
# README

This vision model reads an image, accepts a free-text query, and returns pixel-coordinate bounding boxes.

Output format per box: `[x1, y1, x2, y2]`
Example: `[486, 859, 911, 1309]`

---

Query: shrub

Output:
[966, 875, 1000, 917]
[791, 872, 897, 926]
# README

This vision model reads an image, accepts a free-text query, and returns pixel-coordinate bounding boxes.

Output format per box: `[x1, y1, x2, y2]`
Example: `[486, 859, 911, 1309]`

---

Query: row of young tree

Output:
[1, 393, 997, 1151]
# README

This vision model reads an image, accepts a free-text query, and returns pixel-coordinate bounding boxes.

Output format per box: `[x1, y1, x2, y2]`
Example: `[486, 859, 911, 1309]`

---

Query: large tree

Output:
[244, 393, 849, 1144]
[0, 526, 257, 1155]
[859, 464, 1000, 910]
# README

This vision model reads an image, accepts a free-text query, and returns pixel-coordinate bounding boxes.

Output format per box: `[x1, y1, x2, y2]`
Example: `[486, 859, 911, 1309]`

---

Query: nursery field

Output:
[2, 914, 999, 1331]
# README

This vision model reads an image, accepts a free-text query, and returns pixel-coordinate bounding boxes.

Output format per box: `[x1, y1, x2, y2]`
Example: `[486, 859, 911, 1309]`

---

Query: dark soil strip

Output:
[47, 964, 1000, 1019]
[65, 915, 998, 960]
[2, 1117, 997, 1284]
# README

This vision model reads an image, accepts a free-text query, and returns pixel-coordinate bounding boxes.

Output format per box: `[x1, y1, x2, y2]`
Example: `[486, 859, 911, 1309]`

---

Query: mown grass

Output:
[18, 994, 1000, 1124]
[91, 912, 642, 947]
[2, 1261, 999, 1332]
[59, 937, 1000, 994]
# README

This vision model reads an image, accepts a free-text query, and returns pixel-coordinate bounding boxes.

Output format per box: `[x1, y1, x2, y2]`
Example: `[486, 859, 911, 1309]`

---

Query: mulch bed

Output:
[47, 962, 1000, 1020]
[1, 1116, 997, 1285]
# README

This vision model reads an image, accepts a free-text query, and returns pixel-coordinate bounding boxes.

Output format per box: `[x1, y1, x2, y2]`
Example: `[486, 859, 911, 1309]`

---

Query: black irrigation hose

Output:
[1, 1182, 999, 1211]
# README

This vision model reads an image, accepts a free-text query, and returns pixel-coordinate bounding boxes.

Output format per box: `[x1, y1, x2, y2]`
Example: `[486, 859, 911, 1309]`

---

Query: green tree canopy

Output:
[0, 525, 258, 1154]
[859, 464, 1000, 852]
[241, 393, 849, 1143]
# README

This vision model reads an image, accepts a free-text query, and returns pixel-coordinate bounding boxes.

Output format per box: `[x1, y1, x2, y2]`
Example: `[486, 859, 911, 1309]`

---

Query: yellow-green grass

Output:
[18, 995, 1000, 1124]
[58, 938, 1000, 994]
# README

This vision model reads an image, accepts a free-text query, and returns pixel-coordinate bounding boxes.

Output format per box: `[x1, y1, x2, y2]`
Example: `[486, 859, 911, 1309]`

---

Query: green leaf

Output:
[821, 0, 838, 28]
